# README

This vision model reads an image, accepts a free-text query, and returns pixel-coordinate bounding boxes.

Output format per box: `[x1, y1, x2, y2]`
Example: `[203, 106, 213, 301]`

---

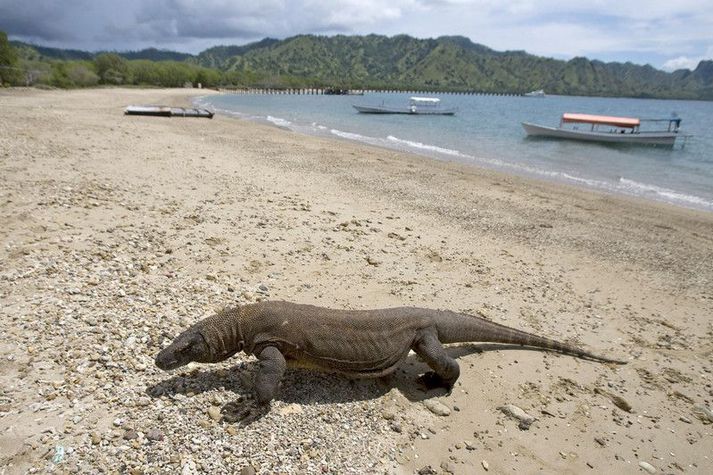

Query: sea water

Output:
[197, 92, 713, 212]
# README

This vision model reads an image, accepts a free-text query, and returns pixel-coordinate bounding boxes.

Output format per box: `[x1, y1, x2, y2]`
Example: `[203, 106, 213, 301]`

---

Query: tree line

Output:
[1, 32, 245, 88]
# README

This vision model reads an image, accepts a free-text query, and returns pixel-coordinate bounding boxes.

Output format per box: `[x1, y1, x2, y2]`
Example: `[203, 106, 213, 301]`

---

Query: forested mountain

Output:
[192, 34, 713, 99]
[4, 33, 712, 99]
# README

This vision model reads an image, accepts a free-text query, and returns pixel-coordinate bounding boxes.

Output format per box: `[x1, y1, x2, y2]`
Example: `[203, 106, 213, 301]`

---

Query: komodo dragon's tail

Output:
[431, 309, 626, 364]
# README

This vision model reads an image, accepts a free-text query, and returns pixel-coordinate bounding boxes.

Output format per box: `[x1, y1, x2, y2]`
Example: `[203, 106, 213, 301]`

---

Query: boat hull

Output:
[125, 105, 214, 119]
[522, 122, 677, 146]
[352, 104, 456, 115]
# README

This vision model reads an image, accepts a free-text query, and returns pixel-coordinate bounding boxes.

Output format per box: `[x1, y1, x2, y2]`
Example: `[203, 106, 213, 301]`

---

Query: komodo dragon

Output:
[155, 301, 625, 407]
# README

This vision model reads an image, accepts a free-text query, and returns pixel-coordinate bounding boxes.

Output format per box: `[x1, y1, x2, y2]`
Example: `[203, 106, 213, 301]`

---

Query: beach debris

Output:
[52, 445, 65, 464]
[595, 387, 632, 412]
[692, 403, 713, 423]
[424, 399, 451, 416]
[498, 404, 536, 429]
[638, 460, 657, 473]
[481, 460, 490, 471]
[124, 105, 214, 119]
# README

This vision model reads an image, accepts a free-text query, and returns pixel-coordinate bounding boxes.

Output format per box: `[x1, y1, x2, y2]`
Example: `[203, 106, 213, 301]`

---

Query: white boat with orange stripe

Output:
[522, 113, 683, 146]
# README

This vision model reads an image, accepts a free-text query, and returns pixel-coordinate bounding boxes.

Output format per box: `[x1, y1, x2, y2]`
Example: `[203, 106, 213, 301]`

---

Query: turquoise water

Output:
[197, 92, 713, 212]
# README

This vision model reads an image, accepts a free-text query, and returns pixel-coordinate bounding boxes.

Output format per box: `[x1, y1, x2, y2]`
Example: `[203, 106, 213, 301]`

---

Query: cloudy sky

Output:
[1, 0, 711, 71]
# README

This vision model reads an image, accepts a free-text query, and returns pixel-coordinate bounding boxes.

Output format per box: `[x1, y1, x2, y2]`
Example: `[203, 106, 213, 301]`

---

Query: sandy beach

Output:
[1, 87, 712, 474]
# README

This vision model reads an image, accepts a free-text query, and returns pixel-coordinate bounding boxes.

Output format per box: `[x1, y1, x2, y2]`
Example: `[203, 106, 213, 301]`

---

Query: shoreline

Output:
[195, 93, 713, 214]
[1, 87, 712, 474]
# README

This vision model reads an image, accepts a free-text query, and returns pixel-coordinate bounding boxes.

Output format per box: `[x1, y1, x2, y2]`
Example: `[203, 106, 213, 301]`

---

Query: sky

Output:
[1, 0, 711, 71]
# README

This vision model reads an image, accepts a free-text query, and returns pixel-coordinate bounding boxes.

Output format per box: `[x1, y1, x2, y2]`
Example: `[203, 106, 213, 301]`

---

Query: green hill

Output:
[4, 33, 713, 99]
[195, 34, 712, 99]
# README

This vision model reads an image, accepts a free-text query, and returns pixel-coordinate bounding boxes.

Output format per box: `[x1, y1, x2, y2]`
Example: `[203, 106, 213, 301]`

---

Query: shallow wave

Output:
[619, 178, 713, 209]
[386, 135, 471, 158]
[266, 115, 292, 128]
[330, 129, 369, 141]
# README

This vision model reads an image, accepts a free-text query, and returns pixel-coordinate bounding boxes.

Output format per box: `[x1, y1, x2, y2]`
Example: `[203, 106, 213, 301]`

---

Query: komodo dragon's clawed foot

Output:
[221, 397, 269, 426]
[417, 371, 455, 394]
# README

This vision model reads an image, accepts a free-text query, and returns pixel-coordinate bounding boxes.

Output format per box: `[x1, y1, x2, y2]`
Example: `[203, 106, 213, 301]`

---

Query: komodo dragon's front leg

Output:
[254, 346, 287, 404]
[222, 347, 286, 424]
[413, 328, 460, 391]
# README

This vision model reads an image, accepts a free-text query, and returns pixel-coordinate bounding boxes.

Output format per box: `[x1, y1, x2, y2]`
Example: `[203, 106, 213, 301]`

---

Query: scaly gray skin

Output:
[155, 301, 625, 406]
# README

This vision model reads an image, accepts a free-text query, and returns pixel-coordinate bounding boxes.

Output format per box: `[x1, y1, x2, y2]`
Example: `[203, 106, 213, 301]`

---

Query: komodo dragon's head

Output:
[155, 308, 245, 370]
[155, 326, 212, 370]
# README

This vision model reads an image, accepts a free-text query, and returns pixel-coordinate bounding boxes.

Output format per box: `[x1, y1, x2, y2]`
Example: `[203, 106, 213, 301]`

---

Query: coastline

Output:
[1, 87, 712, 474]
[196, 92, 713, 214]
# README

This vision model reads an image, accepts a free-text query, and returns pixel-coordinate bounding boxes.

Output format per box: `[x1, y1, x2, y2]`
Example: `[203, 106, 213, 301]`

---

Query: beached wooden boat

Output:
[522, 113, 682, 146]
[524, 89, 545, 97]
[124, 105, 214, 119]
[353, 97, 456, 115]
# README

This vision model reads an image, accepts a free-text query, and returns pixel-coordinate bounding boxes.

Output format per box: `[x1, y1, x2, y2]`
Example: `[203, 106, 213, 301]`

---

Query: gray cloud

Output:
[0, 0, 711, 68]
[0, 0, 88, 41]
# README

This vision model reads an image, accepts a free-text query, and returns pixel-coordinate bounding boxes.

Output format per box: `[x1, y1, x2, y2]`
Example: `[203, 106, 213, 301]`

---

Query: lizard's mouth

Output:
[155, 350, 182, 370]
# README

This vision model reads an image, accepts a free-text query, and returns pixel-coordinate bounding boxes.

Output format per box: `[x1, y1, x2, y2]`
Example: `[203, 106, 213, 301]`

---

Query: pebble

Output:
[692, 403, 713, 423]
[638, 461, 657, 473]
[123, 429, 138, 440]
[440, 461, 456, 473]
[146, 429, 163, 442]
[417, 466, 436, 475]
[240, 466, 256, 475]
[424, 400, 451, 416]
[482, 460, 490, 471]
[91, 432, 101, 445]
[366, 256, 381, 266]
[207, 406, 222, 422]
[498, 404, 536, 430]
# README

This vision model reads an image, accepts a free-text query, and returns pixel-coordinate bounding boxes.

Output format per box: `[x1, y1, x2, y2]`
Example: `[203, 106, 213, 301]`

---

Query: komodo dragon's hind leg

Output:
[222, 346, 286, 425]
[413, 329, 460, 392]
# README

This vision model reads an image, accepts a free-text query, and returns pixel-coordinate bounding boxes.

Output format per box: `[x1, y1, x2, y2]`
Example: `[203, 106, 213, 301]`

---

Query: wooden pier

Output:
[217, 87, 524, 97]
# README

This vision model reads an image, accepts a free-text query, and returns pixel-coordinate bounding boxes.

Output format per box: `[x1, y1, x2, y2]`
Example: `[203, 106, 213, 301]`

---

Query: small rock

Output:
[123, 429, 138, 440]
[90, 432, 101, 445]
[258, 283, 269, 292]
[417, 466, 436, 475]
[277, 403, 304, 416]
[382, 408, 396, 420]
[464, 440, 476, 451]
[482, 460, 490, 471]
[424, 399, 451, 416]
[208, 406, 222, 421]
[389, 422, 402, 433]
[146, 429, 163, 441]
[692, 403, 713, 423]
[595, 387, 632, 412]
[638, 461, 657, 474]
[498, 404, 536, 430]
[440, 461, 456, 473]
[240, 465, 256, 475]
[366, 256, 381, 267]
